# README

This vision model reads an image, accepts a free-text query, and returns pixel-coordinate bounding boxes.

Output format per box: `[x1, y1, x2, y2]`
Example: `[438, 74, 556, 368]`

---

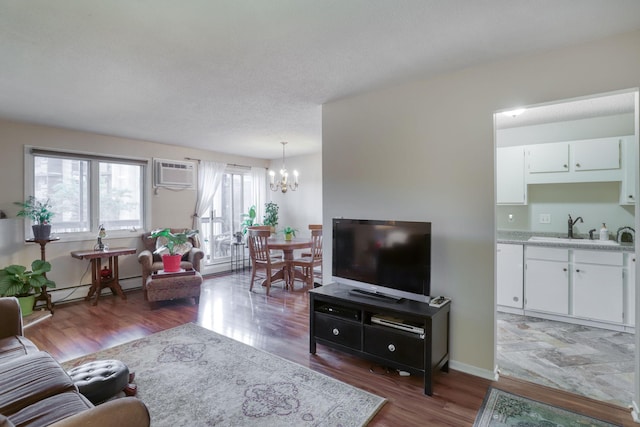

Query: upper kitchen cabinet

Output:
[497, 146, 526, 204]
[620, 136, 638, 205]
[527, 141, 569, 174]
[526, 136, 624, 184]
[572, 138, 620, 172]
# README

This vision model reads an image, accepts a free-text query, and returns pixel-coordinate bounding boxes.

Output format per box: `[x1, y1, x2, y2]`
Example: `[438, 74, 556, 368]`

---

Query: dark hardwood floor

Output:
[24, 271, 635, 426]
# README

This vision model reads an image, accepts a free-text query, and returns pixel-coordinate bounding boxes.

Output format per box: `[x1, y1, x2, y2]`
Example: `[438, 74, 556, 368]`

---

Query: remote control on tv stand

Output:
[429, 296, 450, 308]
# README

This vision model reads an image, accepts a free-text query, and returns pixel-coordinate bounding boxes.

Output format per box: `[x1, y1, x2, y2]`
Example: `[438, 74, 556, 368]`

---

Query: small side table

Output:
[230, 242, 247, 271]
[70, 247, 136, 306]
[25, 237, 60, 313]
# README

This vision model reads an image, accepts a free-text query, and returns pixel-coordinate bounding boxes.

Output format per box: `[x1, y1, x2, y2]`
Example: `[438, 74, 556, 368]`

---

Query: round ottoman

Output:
[67, 359, 130, 404]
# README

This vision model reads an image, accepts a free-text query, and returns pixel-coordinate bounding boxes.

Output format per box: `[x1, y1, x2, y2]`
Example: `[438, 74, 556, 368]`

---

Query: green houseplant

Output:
[263, 202, 279, 233]
[15, 196, 55, 240]
[282, 226, 297, 241]
[0, 260, 56, 316]
[240, 205, 258, 235]
[150, 228, 199, 272]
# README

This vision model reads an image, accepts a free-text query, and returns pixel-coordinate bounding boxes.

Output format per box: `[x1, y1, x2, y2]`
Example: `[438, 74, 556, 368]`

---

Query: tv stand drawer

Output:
[364, 325, 424, 369]
[315, 313, 362, 349]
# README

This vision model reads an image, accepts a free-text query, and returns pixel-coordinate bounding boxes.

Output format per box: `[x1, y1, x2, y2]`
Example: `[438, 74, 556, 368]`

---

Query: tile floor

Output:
[497, 312, 635, 408]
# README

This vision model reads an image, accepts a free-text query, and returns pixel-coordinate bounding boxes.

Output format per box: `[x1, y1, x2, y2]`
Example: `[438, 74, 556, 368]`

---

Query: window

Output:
[200, 167, 253, 264]
[27, 147, 148, 237]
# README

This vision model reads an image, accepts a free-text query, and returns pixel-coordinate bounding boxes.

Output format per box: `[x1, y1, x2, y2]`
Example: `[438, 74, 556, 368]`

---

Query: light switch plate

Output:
[539, 213, 551, 224]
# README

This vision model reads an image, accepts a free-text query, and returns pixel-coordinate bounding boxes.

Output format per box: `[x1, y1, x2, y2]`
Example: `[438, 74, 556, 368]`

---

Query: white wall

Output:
[322, 30, 640, 382]
[0, 118, 269, 301]
[268, 152, 322, 238]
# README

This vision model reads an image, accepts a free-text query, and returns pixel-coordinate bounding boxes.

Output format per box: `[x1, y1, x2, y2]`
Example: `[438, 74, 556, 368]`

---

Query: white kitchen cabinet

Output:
[626, 253, 636, 326]
[573, 250, 623, 323]
[527, 142, 569, 174]
[497, 147, 526, 204]
[572, 138, 621, 172]
[497, 243, 523, 308]
[620, 136, 637, 205]
[525, 247, 569, 314]
[526, 136, 625, 185]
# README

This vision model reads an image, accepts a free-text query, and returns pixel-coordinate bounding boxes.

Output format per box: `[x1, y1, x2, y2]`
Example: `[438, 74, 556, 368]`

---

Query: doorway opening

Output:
[495, 89, 639, 407]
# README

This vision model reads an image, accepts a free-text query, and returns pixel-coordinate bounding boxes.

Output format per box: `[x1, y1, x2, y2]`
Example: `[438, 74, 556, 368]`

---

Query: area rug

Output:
[473, 387, 620, 427]
[62, 323, 386, 426]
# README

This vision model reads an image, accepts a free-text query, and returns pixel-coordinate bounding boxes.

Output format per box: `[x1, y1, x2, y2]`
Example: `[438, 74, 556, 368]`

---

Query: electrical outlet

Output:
[539, 213, 551, 224]
[508, 214, 514, 223]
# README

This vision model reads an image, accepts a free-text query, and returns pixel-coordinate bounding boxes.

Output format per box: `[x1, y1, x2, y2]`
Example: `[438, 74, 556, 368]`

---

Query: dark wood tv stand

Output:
[309, 283, 450, 395]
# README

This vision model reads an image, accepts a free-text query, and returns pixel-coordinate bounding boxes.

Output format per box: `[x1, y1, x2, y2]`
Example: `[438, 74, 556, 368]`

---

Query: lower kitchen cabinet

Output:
[573, 250, 623, 323]
[497, 243, 523, 308]
[626, 254, 636, 326]
[525, 258, 569, 314]
[520, 245, 633, 329]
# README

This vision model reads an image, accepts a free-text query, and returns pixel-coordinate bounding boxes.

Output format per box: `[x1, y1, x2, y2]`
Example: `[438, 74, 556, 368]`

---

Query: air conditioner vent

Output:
[154, 159, 196, 189]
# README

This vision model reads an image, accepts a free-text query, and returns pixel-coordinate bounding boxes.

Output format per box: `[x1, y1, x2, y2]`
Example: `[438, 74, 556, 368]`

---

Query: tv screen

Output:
[332, 218, 431, 302]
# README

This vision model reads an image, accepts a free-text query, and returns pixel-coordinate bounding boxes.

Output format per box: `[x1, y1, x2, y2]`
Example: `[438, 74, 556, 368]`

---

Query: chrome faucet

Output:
[568, 214, 583, 239]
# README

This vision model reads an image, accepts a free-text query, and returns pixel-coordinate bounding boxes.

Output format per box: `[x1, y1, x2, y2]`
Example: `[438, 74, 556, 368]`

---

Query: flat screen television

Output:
[332, 218, 431, 303]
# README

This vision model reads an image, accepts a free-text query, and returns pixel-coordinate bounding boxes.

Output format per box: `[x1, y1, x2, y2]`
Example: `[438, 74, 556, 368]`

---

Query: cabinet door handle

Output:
[563, 164, 568, 168]
[332, 328, 340, 336]
[575, 269, 581, 273]
[563, 268, 567, 272]
[576, 163, 581, 168]
[387, 344, 396, 352]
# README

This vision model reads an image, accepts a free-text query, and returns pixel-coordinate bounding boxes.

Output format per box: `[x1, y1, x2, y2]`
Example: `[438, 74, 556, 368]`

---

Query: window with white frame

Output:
[27, 148, 148, 237]
[200, 166, 253, 264]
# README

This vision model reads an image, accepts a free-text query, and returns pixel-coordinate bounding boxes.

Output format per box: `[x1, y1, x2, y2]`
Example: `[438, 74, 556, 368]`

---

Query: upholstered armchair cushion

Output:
[138, 229, 205, 286]
[0, 298, 23, 340]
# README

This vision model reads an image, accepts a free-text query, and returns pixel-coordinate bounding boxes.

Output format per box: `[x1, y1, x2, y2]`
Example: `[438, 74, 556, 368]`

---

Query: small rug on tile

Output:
[62, 323, 385, 426]
[473, 387, 620, 427]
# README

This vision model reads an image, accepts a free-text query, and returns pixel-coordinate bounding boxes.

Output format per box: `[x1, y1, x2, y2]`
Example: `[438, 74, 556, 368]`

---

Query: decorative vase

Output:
[32, 224, 52, 241]
[285, 232, 293, 241]
[18, 294, 35, 317]
[162, 254, 182, 272]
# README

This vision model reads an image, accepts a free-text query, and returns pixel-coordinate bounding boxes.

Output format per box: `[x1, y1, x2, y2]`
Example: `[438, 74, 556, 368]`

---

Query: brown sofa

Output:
[0, 297, 150, 427]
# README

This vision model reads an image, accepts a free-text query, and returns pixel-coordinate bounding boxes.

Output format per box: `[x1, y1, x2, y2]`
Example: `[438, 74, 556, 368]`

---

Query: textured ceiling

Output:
[1, 1, 640, 159]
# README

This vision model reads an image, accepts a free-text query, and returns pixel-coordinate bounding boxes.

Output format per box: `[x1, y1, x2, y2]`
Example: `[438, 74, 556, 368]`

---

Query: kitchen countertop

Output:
[497, 230, 635, 252]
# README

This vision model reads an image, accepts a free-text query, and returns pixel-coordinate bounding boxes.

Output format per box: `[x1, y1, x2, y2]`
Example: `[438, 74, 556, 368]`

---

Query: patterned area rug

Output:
[473, 387, 620, 427]
[62, 323, 385, 426]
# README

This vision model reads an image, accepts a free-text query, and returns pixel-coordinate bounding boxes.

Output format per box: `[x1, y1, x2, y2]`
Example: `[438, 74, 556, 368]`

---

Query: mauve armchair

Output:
[137, 228, 205, 287]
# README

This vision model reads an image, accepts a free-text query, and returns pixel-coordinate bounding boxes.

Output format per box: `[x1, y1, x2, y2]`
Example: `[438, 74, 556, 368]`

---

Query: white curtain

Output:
[251, 166, 267, 222]
[192, 161, 227, 230]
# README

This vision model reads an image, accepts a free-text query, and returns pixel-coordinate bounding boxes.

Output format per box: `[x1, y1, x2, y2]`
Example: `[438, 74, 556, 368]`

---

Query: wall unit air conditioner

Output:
[154, 159, 196, 189]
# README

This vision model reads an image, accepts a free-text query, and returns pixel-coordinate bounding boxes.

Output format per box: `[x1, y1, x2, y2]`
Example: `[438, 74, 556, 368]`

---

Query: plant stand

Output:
[25, 237, 59, 314]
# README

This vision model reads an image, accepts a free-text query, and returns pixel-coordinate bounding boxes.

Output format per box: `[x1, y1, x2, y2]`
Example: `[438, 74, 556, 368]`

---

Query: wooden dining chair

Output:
[301, 224, 322, 259]
[247, 228, 287, 296]
[292, 228, 323, 288]
[247, 226, 282, 259]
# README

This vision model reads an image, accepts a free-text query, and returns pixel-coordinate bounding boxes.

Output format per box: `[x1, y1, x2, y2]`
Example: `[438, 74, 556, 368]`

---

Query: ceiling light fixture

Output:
[269, 141, 299, 193]
[502, 108, 526, 118]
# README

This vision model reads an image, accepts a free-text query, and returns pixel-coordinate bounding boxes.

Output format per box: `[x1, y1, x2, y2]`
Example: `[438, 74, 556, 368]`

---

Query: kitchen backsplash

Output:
[497, 181, 635, 235]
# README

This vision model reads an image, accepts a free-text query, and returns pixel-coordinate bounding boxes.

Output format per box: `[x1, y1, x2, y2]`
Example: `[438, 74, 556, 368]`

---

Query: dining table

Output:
[266, 237, 312, 290]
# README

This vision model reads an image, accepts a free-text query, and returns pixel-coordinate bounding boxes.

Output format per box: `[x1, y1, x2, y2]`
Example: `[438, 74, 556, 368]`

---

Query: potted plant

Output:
[15, 196, 54, 240]
[150, 228, 199, 272]
[0, 260, 56, 316]
[263, 202, 279, 233]
[240, 205, 258, 235]
[282, 226, 297, 241]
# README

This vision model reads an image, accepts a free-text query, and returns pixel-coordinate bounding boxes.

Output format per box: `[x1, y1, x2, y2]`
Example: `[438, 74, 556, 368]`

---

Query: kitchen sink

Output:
[528, 236, 619, 246]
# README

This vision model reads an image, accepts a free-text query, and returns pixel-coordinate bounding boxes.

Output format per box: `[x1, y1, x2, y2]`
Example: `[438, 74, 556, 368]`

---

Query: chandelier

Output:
[269, 141, 299, 193]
